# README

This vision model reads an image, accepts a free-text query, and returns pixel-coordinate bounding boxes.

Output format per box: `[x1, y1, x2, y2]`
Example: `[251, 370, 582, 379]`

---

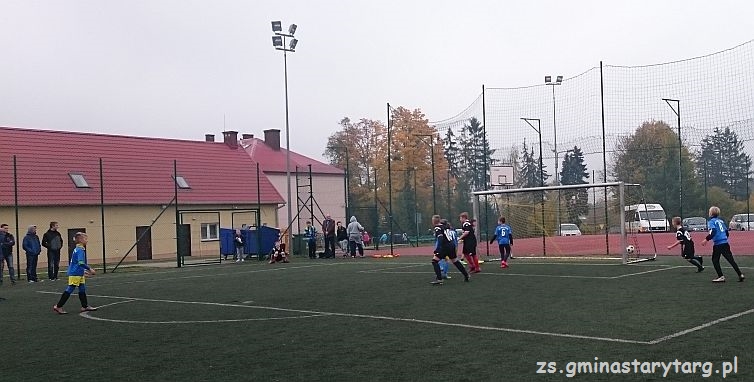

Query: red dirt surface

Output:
[372, 231, 754, 257]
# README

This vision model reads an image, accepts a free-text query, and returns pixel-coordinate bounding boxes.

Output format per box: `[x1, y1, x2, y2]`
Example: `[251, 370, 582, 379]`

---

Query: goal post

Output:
[473, 182, 657, 264]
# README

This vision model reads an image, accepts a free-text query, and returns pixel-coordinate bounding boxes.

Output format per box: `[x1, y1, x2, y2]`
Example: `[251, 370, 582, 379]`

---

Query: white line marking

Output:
[371, 271, 614, 279]
[38, 292, 649, 344]
[610, 266, 686, 279]
[649, 307, 754, 344]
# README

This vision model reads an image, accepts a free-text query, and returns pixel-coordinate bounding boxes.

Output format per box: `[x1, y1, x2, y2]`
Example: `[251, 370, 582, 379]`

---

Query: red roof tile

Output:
[0, 127, 284, 206]
[242, 138, 344, 175]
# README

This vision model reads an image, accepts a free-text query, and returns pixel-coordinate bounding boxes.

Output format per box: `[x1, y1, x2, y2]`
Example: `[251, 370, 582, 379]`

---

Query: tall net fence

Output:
[431, 39, 754, 249]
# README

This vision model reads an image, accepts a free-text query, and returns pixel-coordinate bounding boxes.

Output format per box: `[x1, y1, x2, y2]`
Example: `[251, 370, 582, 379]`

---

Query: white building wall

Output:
[266, 173, 346, 234]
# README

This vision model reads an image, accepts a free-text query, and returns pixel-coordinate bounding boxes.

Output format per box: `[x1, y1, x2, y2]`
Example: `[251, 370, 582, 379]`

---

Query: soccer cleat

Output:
[430, 279, 443, 285]
[500, 261, 508, 269]
[464, 275, 470, 282]
[712, 276, 726, 283]
[52, 305, 67, 315]
[739, 274, 745, 282]
[81, 306, 98, 312]
[697, 266, 704, 273]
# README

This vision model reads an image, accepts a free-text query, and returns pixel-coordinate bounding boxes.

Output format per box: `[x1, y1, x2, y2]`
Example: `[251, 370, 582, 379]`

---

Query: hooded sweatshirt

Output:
[346, 216, 364, 242]
[22, 226, 41, 256]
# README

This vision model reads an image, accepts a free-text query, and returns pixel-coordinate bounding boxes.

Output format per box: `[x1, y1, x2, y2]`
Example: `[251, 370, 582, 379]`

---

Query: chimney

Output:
[263, 129, 281, 150]
[222, 131, 238, 149]
[205, 134, 215, 142]
[242, 133, 254, 140]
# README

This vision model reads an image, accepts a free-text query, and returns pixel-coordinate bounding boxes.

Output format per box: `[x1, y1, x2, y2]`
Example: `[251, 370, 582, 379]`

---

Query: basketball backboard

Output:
[490, 165, 514, 186]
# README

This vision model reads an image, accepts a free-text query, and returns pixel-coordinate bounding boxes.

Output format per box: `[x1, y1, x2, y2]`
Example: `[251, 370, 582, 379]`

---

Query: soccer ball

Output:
[626, 245, 635, 254]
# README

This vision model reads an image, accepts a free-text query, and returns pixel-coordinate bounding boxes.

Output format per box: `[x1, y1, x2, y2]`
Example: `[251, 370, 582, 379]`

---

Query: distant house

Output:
[241, 129, 345, 234]
[0, 127, 284, 266]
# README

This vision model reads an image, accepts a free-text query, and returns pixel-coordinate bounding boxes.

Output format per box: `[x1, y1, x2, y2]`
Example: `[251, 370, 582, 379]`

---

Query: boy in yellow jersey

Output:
[52, 232, 97, 314]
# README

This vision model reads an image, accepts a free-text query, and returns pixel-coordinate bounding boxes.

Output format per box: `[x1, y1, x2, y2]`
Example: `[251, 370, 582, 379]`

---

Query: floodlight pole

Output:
[546, 76, 562, 234]
[522, 117, 546, 256]
[663, 98, 682, 218]
[414, 134, 437, 215]
[272, 22, 298, 250]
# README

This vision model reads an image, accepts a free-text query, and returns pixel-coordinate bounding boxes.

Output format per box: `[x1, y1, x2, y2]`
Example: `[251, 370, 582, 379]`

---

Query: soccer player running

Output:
[667, 216, 704, 272]
[489, 216, 513, 268]
[52, 232, 97, 314]
[430, 215, 470, 285]
[701, 206, 745, 283]
[459, 212, 480, 273]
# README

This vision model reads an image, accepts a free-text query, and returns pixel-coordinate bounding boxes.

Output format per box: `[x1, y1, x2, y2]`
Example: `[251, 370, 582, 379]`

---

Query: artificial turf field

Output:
[2, 255, 752, 381]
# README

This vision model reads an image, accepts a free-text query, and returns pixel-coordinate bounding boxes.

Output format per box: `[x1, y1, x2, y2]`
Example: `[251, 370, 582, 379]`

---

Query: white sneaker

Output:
[235, 259, 241, 263]
[241, 258, 245, 262]
[713, 276, 726, 283]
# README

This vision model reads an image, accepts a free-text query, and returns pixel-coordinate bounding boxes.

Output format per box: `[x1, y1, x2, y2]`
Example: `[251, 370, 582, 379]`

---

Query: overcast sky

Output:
[1, 0, 753, 162]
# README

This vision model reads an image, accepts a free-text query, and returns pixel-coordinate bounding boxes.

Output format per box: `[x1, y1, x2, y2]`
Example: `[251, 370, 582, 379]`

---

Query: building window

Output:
[69, 173, 90, 188]
[201, 223, 219, 241]
[174, 175, 191, 189]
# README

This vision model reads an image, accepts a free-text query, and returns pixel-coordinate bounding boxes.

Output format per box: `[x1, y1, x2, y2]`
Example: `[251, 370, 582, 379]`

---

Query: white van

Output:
[624, 204, 670, 233]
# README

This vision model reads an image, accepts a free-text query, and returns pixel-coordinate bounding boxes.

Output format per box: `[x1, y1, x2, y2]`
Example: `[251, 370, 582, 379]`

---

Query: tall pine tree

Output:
[698, 126, 752, 201]
[559, 146, 589, 225]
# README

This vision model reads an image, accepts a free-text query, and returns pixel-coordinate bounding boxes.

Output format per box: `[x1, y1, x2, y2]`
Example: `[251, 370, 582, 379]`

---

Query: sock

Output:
[431, 259, 443, 280]
[79, 292, 89, 308]
[473, 255, 480, 270]
[56, 291, 71, 308]
[453, 260, 469, 279]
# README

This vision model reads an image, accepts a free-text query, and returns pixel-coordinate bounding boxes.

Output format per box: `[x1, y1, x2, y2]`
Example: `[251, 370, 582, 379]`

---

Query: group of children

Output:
[668, 206, 745, 283]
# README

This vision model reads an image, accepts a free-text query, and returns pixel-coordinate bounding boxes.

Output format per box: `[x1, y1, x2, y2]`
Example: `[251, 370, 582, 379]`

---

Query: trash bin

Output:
[292, 234, 307, 256]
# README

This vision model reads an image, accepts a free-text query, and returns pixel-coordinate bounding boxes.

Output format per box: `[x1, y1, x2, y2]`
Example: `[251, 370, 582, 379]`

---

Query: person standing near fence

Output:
[234, 229, 245, 262]
[346, 216, 365, 258]
[336, 221, 348, 257]
[53, 232, 97, 314]
[0, 224, 17, 286]
[322, 214, 336, 259]
[22, 225, 41, 283]
[42, 221, 63, 281]
[304, 221, 317, 259]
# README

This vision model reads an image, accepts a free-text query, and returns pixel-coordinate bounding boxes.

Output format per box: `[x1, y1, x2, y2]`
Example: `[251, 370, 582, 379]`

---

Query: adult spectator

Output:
[321, 214, 336, 259]
[346, 216, 365, 258]
[0, 224, 17, 285]
[22, 225, 42, 283]
[42, 221, 64, 281]
[336, 221, 348, 257]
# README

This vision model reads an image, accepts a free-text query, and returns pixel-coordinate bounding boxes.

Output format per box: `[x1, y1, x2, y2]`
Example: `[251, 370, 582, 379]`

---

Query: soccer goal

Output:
[472, 182, 657, 264]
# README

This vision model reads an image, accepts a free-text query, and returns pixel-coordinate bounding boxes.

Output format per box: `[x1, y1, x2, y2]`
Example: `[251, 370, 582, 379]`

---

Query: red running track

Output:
[373, 231, 754, 257]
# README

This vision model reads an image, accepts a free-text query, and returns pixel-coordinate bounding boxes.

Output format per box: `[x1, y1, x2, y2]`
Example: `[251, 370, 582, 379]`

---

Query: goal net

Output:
[472, 182, 657, 264]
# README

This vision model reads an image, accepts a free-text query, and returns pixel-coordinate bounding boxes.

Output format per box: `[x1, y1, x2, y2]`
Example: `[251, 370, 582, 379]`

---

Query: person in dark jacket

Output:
[42, 221, 64, 281]
[321, 214, 336, 259]
[22, 225, 42, 283]
[0, 224, 17, 285]
[336, 221, 348, 257]
[234, 229, 245, 263]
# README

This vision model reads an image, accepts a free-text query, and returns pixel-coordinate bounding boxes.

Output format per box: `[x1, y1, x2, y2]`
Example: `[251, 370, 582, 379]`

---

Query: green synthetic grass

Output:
[2, 256, 753, 381]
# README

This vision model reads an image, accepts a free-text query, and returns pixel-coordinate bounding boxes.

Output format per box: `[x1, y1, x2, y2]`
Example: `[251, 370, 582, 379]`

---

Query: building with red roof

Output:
[240, 129, 346, 236]
[0, 126, 284, 266]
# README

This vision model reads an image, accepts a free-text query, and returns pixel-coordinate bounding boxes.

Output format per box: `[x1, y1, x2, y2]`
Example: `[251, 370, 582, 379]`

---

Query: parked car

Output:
[729, 213, 754, 231]
[682, 217, 707, 232]
[559, 223, 582, 236]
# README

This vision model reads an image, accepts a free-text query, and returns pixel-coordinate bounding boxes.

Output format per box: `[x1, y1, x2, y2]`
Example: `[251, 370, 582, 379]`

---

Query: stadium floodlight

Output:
[663, 98, 683, 218]
[271, 21, 300, 252]
[545, 74, 563, 233]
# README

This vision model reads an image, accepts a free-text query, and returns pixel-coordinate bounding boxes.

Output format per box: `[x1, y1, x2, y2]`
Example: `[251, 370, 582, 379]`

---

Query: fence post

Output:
[13, 155, 21, 280]
[174, 160, 181, 268]
[100, 158, 107, 273]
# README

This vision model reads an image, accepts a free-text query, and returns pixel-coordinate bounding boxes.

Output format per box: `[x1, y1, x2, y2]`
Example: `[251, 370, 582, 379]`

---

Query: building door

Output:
[177, 224, 191, 257]
[135, 226, 153, 260]
[67, 228, 86, 263]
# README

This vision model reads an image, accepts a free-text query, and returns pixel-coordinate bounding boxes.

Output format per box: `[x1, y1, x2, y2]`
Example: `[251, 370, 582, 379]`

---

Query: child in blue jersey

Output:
[701, 206, 744, 283]
[53, 232, 97, 314]
[489, 217, 513, 268]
